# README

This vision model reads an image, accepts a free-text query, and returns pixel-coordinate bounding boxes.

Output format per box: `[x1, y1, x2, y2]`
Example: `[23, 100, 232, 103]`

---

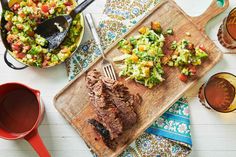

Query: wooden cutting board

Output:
[54, 0, 229, 156]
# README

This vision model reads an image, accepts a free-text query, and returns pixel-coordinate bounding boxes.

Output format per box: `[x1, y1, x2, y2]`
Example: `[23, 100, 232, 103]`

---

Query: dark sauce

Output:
[0, 89, 39, 133]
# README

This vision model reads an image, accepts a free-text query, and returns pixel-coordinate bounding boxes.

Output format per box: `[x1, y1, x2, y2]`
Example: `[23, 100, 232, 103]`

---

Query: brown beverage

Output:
[218, 8, 236, 49]
[227, 8, 236, 40]
[205, 77, 235, 111]
[199, 73, 236, 113]
[0, 89, 39, 133]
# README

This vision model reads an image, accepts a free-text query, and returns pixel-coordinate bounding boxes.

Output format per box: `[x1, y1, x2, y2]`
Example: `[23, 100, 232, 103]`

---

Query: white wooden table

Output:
[1, 0, 236, 156]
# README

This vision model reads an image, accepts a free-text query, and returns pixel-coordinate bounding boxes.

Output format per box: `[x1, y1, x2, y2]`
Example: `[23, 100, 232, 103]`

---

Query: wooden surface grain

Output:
[54, 1, 224, 156]
[1, 0, 236, 157]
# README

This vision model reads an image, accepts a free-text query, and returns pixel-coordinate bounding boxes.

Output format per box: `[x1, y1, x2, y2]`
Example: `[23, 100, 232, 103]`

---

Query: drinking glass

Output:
[218, 8, 236, 49]
[199, 72, 236, 113]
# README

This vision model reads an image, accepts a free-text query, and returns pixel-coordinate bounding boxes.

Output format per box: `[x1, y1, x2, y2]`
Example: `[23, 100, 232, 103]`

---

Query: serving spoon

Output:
[35, 0, 94, 52]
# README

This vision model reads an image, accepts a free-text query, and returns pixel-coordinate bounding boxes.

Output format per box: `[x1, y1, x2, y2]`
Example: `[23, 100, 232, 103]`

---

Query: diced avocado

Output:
[181, 68, 190, 75]
[51, 54, 59, 63]
[35, 35, 48, 46]
[4, 11, 14, 21]
[195, 48, 208, 58]
[165, 28, 174, 35]
[28, 46, 42, 55]
[11, 26, 19, 34]
[130, 37, 137, 45]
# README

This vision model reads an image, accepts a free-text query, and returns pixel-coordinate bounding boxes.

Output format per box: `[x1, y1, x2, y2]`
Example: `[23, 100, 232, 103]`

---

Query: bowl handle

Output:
[4, 50, 28, 70]
[24, 129, 51, 157]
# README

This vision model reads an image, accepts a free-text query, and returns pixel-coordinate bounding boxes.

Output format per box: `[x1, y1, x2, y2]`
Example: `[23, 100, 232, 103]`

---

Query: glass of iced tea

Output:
[199, 72, 236, 113]
[218, 8, 236, 49]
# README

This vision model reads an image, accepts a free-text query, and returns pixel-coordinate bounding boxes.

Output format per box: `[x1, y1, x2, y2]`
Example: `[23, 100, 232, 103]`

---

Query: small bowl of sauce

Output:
[0, 83, 50, 157]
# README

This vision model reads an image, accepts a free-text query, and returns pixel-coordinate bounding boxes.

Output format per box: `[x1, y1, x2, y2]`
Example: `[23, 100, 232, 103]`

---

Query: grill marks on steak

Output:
[86, 69, 142, 148]
[97, 106, 123, 140]
[112, 97, 137, 129]
[88, 119, 116, 150]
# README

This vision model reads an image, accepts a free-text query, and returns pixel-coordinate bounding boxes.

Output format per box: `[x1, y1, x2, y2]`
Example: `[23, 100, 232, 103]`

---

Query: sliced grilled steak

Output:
[86, 70, 123, 139]
[96, 106, 123, 140]
[86, 69, 142, 149]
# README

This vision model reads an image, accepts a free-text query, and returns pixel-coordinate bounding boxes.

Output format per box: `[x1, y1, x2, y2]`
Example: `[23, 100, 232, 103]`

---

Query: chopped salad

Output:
[114, 22, 208, 87]
[4, 0, 83, 67]
[163, 40, 208, 81]
[114, 23, 165, 88]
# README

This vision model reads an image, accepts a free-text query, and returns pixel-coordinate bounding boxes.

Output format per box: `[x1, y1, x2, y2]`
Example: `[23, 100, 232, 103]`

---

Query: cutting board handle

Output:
[190, 0, 229, 32]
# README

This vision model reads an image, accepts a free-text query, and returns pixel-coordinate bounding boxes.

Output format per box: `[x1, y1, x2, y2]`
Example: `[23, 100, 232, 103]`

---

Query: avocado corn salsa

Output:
[4, 0, 83, 67]
[114, 22, 208, 88]
[162, 39, 208, 81]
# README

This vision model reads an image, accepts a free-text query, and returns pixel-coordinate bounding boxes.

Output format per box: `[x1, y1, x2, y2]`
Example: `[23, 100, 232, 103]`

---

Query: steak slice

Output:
[88, 119, 116, 149]
[112, 97, 137, 129]
[96, 106, 123, 140]
[86, 71, 124, 139]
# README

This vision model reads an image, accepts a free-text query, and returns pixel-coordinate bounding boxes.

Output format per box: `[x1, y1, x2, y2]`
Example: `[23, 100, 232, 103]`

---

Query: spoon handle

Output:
[70, 0, 95, 19]
[1, 0, 10, 10]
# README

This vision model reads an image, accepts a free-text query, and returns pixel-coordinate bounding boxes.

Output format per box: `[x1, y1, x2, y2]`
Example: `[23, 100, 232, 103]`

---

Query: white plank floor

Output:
[1, 0, 236, 156]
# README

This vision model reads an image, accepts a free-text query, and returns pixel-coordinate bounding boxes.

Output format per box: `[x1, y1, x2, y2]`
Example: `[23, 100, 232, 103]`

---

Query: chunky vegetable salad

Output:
[4, 0, 83, 67]
[115, 22, 208, 88]
[163, 40, 208, 82]
[114, 22, 165, 88]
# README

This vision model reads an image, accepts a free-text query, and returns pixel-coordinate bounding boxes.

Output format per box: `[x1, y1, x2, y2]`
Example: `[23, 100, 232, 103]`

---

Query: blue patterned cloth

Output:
[146, 98, 192, 147]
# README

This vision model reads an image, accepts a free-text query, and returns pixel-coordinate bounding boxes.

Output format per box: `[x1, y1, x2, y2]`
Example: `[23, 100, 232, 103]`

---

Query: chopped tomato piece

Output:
[178, 74, 188, 82]
[32, 0, 39, 3]
[19, 13, 26, 18]
[199, 45, 206, 51]
[16, 24, 23, 30]
[11, 43, 22, 52]
[29, 14, 34, 20]
[41, 5, 49, 13]
[5, 22, 13, 31]
[64, 1, 73, 6]
[189, 66, 197, 75]
[7, 34, 15, 43]
[186, 43, 194, 50]
[42, 60, 49, 67]
[12, 3, 20, 11]
[16, 53, 26, 59]
[23, 45, 31, 51]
